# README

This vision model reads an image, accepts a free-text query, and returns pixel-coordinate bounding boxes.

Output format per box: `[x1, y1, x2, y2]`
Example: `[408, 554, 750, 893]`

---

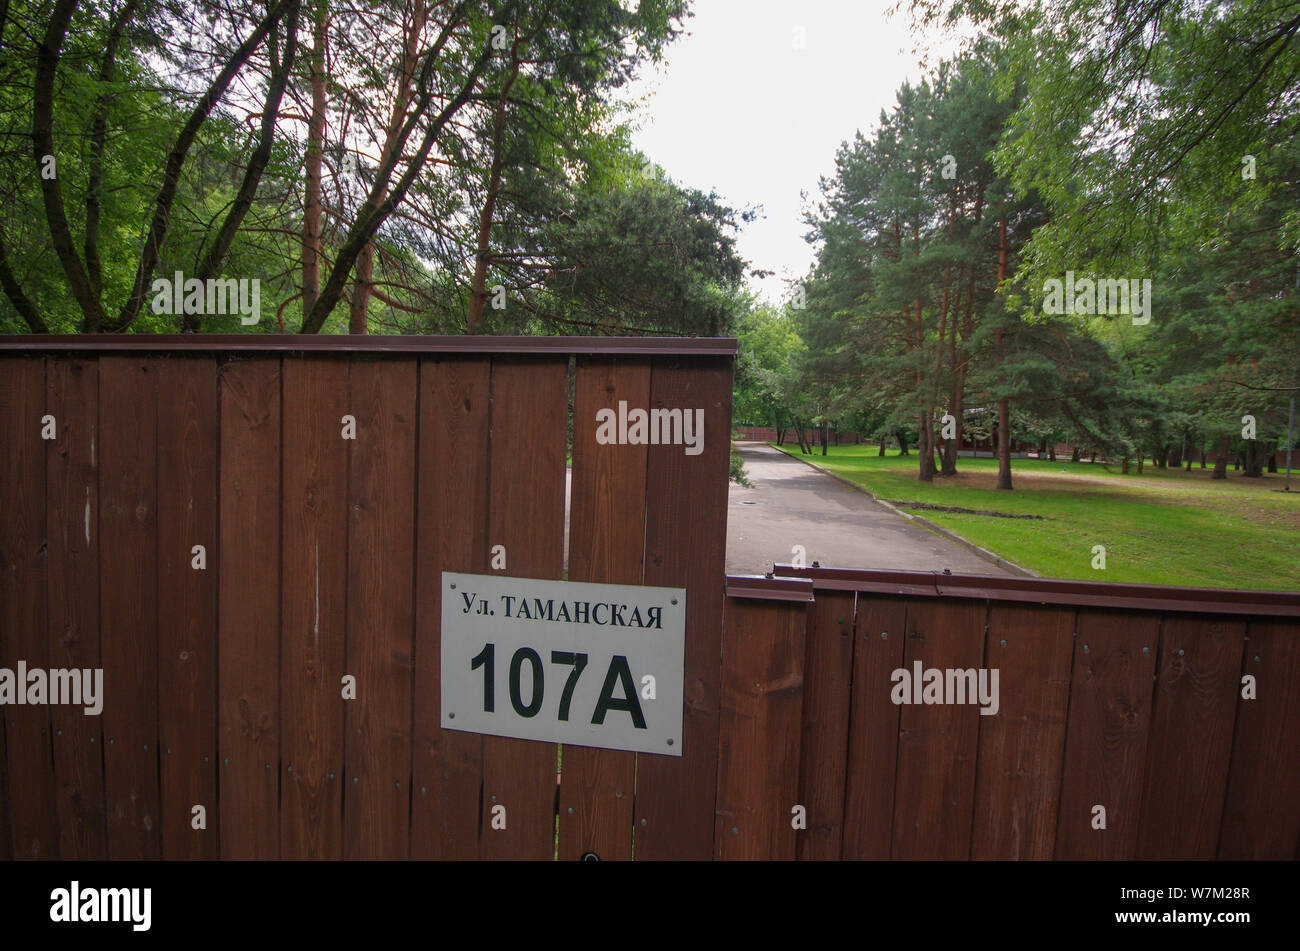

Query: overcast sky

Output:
[621, 0, 974, 304]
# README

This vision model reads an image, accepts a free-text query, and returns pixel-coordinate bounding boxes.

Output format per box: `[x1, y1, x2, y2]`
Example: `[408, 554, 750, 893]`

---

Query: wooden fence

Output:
[721, 568, 1300, 860]
[1, 336, 1296, 860]
[0, 336, 732, 861]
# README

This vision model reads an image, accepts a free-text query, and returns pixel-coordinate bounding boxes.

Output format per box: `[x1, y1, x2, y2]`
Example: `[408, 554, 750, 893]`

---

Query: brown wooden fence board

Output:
[411, 357, 491, 860]
[558, 357, 650, 861]
[156, 358, 219, 859]
[217, 358, 281, 859]
[1137, 615, 1245, 859]
[840, 594, 908, 860]
[0, 356, 58, 859]
[479, 357, 568, 860]
[1218, 618, 1300, 859]
[98, 356, 161, 859]
[795, 591, 856, 860]
[342, 358, 418, 860]
[891, 599, 987, 860]
[715, 598, 807, 860]
[1053, 609, 1158, 859]
[0, 708, 9, 859]
[970, 603, 1074, 860]
[279, 356, 349, 859]
[44, 358, 107, 859]
[633, 357, 732, 860]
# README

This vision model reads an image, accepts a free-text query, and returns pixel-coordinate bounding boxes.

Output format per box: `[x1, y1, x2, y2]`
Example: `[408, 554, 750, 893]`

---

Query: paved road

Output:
[725, 443, 1017, 577]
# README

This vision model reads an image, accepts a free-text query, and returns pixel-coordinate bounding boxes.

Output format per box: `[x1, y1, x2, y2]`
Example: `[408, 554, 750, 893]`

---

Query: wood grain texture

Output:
[1137, 615, 1245, 859]
[342, 358, 418, 859]
[279, 356, 349, 859]
[217, 357, 281, 859]
[634, 356, 732, 860]
[0, 704, 9, 859]
[44, 358, 107, 859]
[479, 357, 568, 860]
[891, 599, 987, 859]
[1053, 609, 1158, 859]
[970, 604, 1074, 860]
[155, 358, 219, 859]
[98, 356, 161, 859]
[840, 595, 907, 860]
[714, 598, 807, 860]
[795, 591, 855, 860]
[558, 357, 650, 861]
[0, 356, 58, 858]
[411, 357, 490, 860]
[1218, 618, 1300, 859]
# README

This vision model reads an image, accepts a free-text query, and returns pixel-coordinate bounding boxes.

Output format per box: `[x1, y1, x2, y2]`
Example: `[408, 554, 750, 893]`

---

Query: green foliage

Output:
[0, 0, 747, 338]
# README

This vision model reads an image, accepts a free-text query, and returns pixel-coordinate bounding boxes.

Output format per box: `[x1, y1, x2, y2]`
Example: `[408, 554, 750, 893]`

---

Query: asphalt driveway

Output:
[725, 443, 1018, 577]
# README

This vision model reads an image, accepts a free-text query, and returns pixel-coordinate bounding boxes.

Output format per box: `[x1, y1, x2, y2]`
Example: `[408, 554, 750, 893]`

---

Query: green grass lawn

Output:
[771, 444, 1300, 591]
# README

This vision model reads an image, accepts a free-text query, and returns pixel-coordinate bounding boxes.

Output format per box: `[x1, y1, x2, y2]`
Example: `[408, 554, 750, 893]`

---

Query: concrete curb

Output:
[765, 444, 1039, 579]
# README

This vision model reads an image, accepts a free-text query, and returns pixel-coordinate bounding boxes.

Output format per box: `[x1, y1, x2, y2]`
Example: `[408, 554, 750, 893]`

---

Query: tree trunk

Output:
[994, 218, 1012, 490]
[1212, 434, 1230, 479]
[878, 435, 887, 457]
[346, 0, 427, 334]
[193, 0, 301, 319]
[1048, 442, 1057, 462]
[1071, 446, 1080, 463]
[1200, 444, 1207, 468]
[896, 430, 909, 455]
[917, 412, 935, 482]
[820, 421, 828, 456]
[468, 51, 521, 332]
[795, 423, 811, 455]
[1244, 439, 1264, 477]
[300, 0, 327, 321]
[84, 0, 141, 313]
[1122, 456, 1130, 474]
